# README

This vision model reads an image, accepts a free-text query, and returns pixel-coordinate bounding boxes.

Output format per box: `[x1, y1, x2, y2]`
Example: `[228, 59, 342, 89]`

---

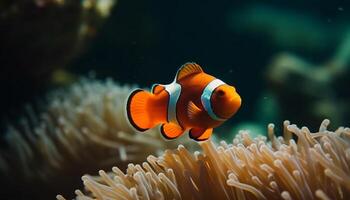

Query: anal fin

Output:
[160, 123, 184, 139]
[189, 128, 213, 141]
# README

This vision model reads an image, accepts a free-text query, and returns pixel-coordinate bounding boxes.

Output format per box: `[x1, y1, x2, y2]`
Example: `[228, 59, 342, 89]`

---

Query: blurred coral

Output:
[59, 119, 350, 200]
[229, 4, 346, 51]
[0, 0, 116, 78]
[0, 0, 116, 115]
[0, 78, 192, 199]
[265, 31, 350, 129]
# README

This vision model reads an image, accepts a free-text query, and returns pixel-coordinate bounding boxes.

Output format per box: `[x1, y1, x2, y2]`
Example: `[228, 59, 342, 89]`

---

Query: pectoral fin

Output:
[187, 101, 202, 120]
[160, 123, 184, 140]
[189, 128, 213, 141]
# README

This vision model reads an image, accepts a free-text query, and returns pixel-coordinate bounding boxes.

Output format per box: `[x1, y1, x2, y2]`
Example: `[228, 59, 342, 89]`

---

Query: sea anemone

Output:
[58, 119, 350, 200]
[0, 78, 191, 199]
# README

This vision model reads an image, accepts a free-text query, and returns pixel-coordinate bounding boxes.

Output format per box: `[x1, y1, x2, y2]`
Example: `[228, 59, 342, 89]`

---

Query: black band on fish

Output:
[201, 79, 227, 121]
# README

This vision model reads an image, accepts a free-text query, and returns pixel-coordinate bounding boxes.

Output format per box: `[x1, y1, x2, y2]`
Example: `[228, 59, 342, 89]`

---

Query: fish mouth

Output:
[227, 94, 242, 115]
[229, 94, 242, 107]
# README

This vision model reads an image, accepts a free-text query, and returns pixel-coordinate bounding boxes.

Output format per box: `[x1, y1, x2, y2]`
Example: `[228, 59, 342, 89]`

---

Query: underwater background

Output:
[0, 0, 349, 199]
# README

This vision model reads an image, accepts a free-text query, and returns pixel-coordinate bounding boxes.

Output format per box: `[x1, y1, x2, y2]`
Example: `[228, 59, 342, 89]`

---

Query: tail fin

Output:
[126, 89, 153, 131]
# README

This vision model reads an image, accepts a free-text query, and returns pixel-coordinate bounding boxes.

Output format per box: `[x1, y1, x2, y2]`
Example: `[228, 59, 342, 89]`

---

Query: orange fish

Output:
[126, 63, 241, 141]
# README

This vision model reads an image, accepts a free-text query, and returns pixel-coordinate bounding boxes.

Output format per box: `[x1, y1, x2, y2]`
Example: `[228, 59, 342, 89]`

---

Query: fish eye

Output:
[216, 89, 225, 97]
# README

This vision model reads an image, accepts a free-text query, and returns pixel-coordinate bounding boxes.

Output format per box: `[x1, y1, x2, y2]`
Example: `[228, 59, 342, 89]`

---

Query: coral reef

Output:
[0, 78, 192, 199]
[59, 120, 350, 200]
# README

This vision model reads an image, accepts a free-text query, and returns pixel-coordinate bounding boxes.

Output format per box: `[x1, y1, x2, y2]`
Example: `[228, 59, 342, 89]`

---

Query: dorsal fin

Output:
[176, 62, 203, 81]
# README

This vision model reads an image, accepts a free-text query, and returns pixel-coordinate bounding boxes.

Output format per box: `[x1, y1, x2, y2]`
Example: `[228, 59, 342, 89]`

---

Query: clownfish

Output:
[126, 63, 241, 141]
